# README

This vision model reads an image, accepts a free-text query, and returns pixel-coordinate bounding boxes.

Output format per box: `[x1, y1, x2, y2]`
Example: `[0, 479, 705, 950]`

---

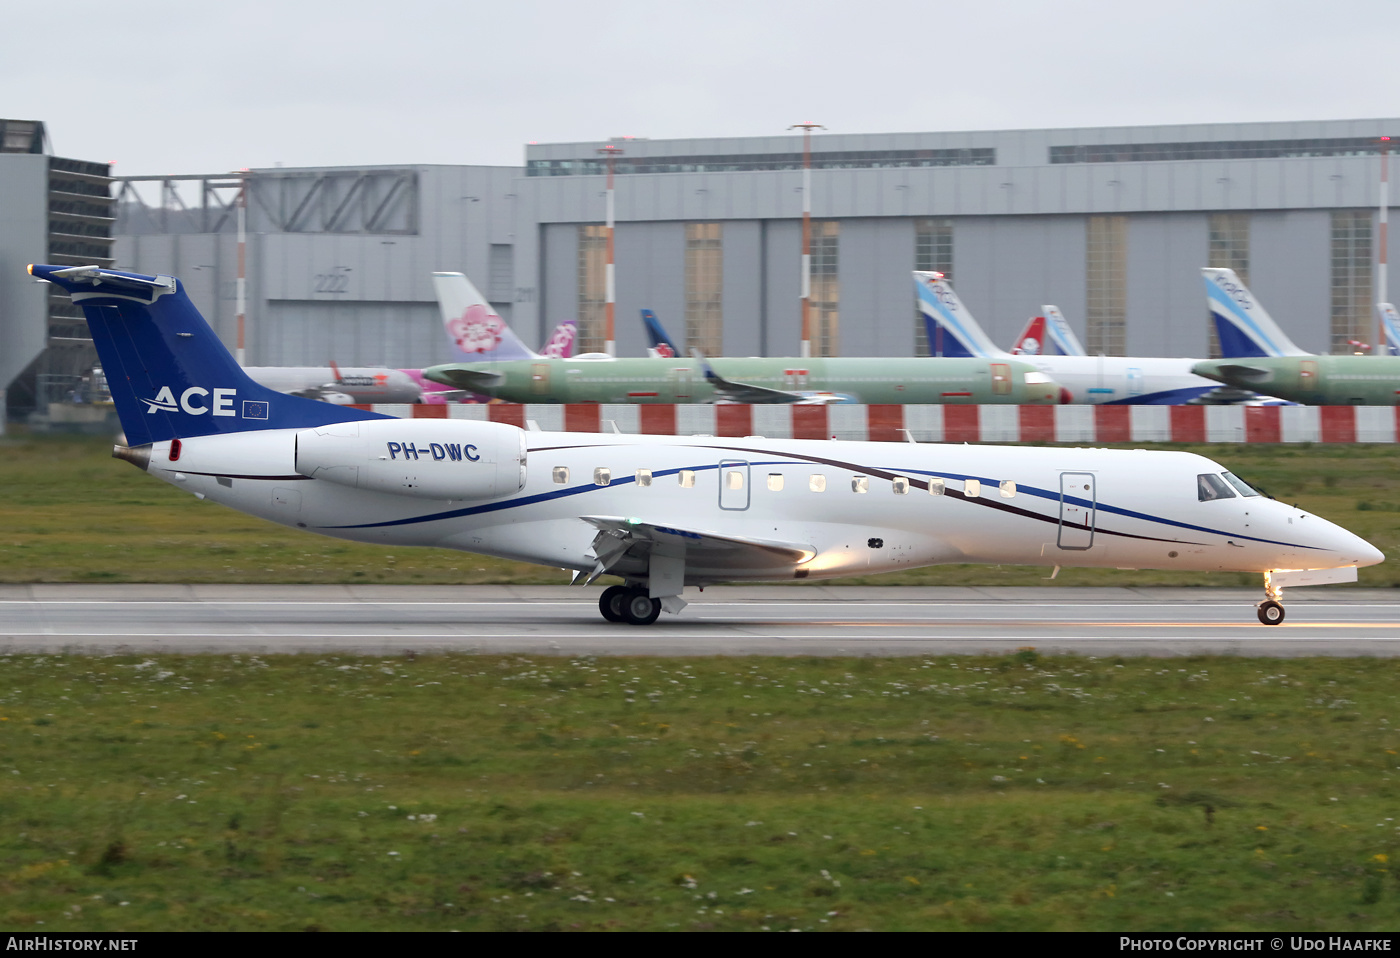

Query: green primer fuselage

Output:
[422, 356, 1059, 405]
[1192, 356, 1400, 405]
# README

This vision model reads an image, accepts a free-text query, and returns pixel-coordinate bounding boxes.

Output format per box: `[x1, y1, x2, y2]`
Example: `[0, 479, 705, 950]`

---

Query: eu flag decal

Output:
[242, 400, 270, 420]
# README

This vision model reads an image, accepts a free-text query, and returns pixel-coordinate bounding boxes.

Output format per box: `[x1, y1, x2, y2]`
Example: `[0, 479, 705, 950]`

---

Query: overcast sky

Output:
[8, 0, 1400, 176]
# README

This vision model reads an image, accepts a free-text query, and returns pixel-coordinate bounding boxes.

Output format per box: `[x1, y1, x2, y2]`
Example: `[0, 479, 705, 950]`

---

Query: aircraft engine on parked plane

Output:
[295, 419, 527, 501]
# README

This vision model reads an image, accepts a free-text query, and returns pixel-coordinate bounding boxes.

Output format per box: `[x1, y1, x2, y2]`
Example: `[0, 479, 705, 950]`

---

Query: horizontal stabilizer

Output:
[419, 365, 505, 391]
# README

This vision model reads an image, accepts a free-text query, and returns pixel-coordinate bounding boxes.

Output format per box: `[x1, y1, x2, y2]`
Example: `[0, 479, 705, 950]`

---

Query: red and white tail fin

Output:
[1010, 315, 1048, 355]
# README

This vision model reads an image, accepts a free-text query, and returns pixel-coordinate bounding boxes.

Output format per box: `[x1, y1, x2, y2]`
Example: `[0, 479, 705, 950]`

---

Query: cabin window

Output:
[679, 470, 696, 488]
[892, 476, 909, 495]
[594, 467, 611, 486]
[999, 480, 1017, 498]
[928, 477, 945, 496]
[851, 476, 869, 494]
[768, 473, 784, 492]
[636, 469, 652, 487]
[809, 474, 827, 493]
[726, 470, 745, 491]
[1197, 473, 1236, 501]
[964, 478, 982, 497]
[553, 466, 569, 484]
[1222, 472, 1261, 497]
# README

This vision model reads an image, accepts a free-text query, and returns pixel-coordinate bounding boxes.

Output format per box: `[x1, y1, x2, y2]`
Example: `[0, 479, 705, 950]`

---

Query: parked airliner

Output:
[29, 263, 1381, 626]
[917, 272, 1258, 404]
[1194, 269, 1400, 405]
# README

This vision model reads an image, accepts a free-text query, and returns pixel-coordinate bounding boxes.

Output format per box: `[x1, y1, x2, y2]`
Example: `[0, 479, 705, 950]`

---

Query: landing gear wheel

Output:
[1257, 599, 1285, 626]
[621, 589, 661, 626]
[599, 585, 628, 623]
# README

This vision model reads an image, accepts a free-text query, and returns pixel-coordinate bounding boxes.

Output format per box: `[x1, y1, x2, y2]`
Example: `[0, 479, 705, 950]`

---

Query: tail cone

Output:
[112, 444, 152, 471]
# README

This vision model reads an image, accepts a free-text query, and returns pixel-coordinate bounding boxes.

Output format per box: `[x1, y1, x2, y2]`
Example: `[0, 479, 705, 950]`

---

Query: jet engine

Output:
[294, 419, 526, 501]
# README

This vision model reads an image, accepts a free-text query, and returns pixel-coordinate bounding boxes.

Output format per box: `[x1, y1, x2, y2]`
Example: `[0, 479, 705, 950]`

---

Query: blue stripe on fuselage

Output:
[320, 452, 1320, 551]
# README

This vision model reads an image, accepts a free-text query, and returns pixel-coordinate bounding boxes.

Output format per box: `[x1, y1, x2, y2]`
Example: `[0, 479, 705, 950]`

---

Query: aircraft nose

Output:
[1328, 523, 1384, 568]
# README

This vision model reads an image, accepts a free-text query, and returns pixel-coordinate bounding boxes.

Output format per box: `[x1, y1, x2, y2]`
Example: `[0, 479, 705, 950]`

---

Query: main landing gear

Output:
[1256, 572, 1285, 626]
[599, 585, 661, 626]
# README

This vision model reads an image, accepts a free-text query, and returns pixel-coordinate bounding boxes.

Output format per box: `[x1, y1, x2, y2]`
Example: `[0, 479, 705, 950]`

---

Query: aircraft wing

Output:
[691, 351, 804, 404]
[580, 515, 816, 574]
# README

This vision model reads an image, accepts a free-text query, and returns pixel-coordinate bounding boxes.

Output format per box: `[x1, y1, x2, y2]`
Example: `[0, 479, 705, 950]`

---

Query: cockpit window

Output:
[1222, 472, 1261, 497]
[1197, 473, 1236, 501]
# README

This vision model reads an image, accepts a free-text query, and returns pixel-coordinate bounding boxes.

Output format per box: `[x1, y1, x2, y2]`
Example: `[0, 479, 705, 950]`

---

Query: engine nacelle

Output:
[295, 419, 526, 501]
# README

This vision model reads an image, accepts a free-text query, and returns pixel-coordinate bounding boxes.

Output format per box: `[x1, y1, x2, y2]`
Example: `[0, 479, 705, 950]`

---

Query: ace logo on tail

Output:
[143, 386, 242, 417]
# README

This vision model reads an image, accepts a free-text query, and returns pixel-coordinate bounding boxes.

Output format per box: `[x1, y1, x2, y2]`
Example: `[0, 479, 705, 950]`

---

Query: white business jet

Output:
[30, 264, 1381, 626]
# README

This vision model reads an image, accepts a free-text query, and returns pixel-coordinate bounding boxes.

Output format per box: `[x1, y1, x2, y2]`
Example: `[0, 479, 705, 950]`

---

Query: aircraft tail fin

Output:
[1009, 315, 1048, 355]
[29, 264, 383, 446]
[431, 271, 539, 362]
[913, 271, 1009, 358]
[1040, 306, 1087, 356]
[540, 320, 577, 358]
[1379, 303, 1400, 356]
[1202, 268, 1309, 358]
[641, 308, 681, 358]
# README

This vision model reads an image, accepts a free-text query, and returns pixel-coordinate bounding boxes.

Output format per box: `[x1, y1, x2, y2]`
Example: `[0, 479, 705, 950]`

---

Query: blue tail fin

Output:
[641, 308, 680, 358]
[30, 265, 386, 446]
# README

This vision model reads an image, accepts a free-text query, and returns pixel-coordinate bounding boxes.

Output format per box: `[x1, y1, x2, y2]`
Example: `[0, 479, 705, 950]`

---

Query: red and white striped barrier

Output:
[350, 403, 1400, 444]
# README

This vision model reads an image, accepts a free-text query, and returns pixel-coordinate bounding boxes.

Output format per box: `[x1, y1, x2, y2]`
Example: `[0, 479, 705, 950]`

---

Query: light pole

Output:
[597, 144, 625, 356]
[789, 122, 825, 358]
[235, 172, 247, 365]
[1380, 136, 1391, 355]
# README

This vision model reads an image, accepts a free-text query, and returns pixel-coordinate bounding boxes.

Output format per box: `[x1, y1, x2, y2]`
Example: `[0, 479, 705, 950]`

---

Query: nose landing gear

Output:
[1256, 572, 1285, 626]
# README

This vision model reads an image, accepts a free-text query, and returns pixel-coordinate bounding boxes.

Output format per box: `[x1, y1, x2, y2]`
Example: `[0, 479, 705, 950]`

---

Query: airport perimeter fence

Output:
[345, 402, 1400, 444]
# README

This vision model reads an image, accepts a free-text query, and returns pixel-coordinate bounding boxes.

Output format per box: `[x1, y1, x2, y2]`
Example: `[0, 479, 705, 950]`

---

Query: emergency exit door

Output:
[1058, 472, 1096, 550]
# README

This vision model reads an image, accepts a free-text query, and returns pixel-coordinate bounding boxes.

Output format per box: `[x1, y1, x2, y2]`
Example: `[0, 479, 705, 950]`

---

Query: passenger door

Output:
[718, 460, 751, 511]
[1057, 472, 1096, 550]
[990, 363, 1012, 396]
[530, 363, 551, 396]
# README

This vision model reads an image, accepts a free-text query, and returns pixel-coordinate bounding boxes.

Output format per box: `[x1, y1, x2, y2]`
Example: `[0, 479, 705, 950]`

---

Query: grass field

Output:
[0, 433, 1398, 588]
[3, 651, 1400, 931]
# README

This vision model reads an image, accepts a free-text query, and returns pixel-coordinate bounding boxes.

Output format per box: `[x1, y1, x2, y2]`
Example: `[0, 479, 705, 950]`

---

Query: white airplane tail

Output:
[1379, 303, 1400, 356]
[432, 271, 540, 362]
[1040, 306, 1087, 356]
[1201, 268, 1309, 358]
[913, 271, 1010, 359]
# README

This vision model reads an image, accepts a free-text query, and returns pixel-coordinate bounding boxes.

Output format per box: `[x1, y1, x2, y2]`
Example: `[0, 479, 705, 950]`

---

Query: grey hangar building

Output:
[2, 116, 1398, 419]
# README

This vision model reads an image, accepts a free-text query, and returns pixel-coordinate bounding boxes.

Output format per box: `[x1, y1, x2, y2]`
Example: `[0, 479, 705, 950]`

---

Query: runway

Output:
[0, 584, 1398, 656]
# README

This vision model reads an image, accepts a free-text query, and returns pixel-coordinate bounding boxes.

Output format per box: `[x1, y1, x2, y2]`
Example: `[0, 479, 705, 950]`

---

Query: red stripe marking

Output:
[627, 392, 659, 398]
[1169, 405, 1205, 443]
[1094, 405, 1130, 443]
[1244, 405, 1281, 443]
[943, 405, 979, 443]
[940, 391, 973, 397]
[1319, 406, 1356, 443]
[565, 404, 601, 432]
[715, 404, 752, 437]
[866, 404, 903, 443]
[639, 404, 677, 435]
[488, 404, 526, 428]
[792, 405, 828, 440]
[1019, 405, 1055, 442]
